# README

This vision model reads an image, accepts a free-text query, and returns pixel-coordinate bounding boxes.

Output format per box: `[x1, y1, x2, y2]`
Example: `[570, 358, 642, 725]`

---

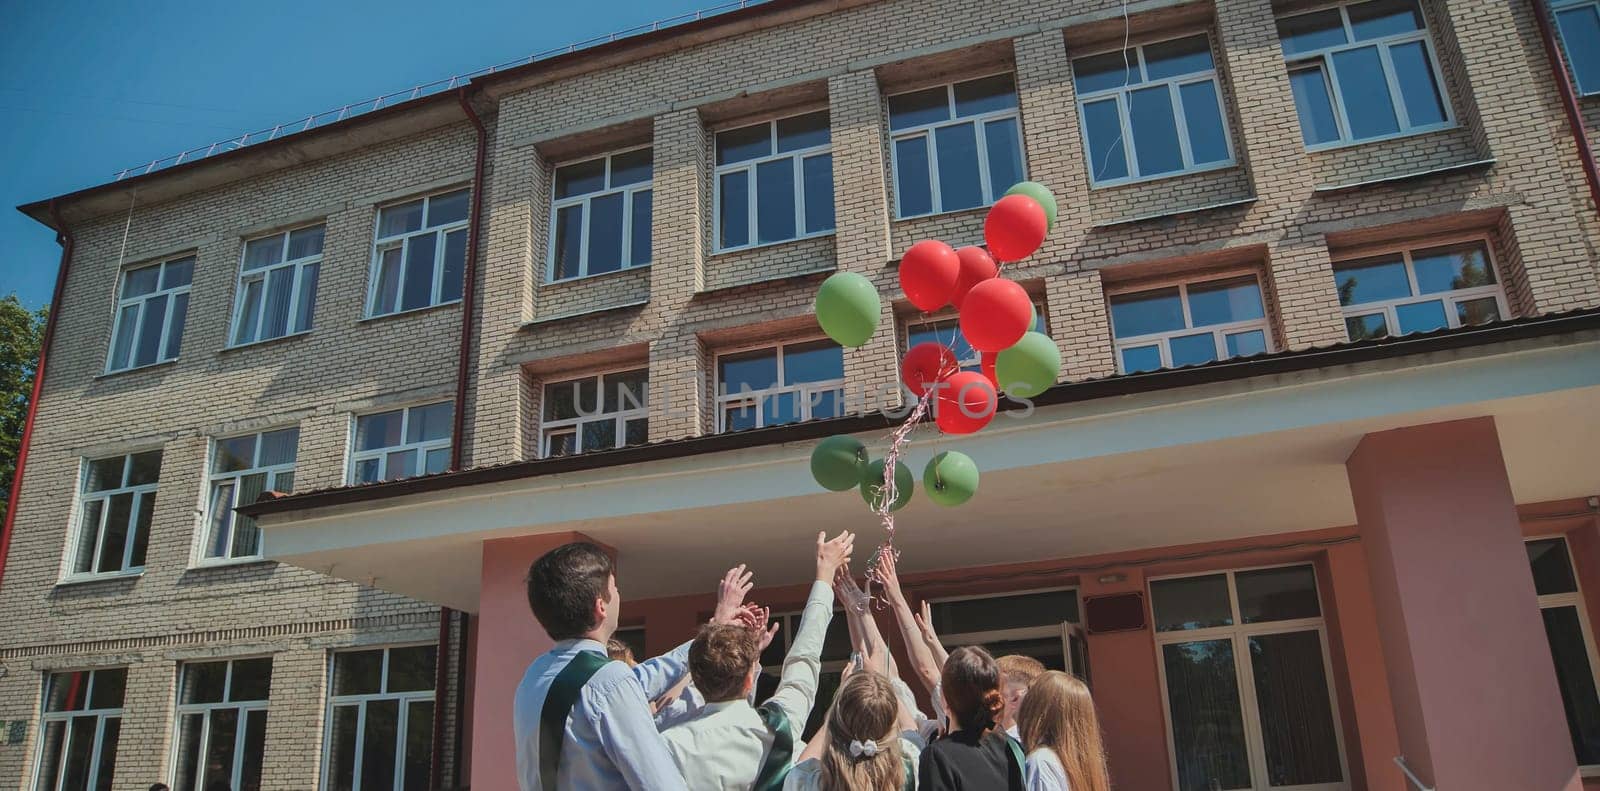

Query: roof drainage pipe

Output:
[0, 200, 74, 594]
[1533, 0, 1600, 219]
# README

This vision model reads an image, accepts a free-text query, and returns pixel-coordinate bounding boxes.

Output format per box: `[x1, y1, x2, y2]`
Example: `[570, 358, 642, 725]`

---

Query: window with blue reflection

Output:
[1111, 276, 1273, 373]
[1396, 300, 1448, 334]
[715, 111, 834, 250]
[1110, 288, 1186, 337]
[1556, 4, 1600, 96]
[549, 150, 653, 280]
[1289, 67, 1343, 146]
[716, 340, 845, 431]
[1332, 241, 1508, 341]
[1334, 257, 1411, 305]
[889, 74, 1024, 217]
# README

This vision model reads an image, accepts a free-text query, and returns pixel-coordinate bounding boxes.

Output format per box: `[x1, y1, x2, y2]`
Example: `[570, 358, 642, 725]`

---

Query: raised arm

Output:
[876, 546, 943, 695]
[834, 567, 893, 677]
[768, 531, 854, 729]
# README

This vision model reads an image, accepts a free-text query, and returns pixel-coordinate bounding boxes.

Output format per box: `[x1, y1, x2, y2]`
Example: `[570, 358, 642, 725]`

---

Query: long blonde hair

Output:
[1017, 671, 1110, 791]
[818, 673, 904, 791]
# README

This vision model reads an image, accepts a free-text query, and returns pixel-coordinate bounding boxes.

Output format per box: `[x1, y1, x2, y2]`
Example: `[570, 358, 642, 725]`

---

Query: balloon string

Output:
[861, 384, 937, 605]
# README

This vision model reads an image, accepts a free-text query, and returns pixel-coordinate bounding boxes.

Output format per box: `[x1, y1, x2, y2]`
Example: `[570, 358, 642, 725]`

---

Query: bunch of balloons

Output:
[809, 181, 1063, 513]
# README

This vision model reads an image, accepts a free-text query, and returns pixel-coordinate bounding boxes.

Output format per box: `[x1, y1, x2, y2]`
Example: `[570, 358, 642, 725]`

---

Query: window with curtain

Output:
[322, 646, 436, 791]
[350, 403, 452, 484]
[1277, 0, 1452, 148]
[107, 256, 193, 372]
[1554, 0, 1600, 96]
[549, 148, 653, 280]
[888, 74, 1025, 218]
[69, 451, 162, 578]
[1333, 240, 1508, 341]
[32, 668, 126, 791]
[715, 112, 834, 250]
[173, 658, 272, 791]
[232, 225, 323, 345]
[1073, 34, 1234, 185]
[1110, 276, 1272, 373]
[204, 428, 298, 564]
[716, 340, 845, 431]
[368, 189, 469, 317]
[1526, 537, 1600, 767]
[1151, 565, 1346, 791]
[541, 369, 649, 457]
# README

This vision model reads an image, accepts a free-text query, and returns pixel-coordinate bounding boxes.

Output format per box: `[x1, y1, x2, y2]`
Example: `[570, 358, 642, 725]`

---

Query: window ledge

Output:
[1582, 764, 1600, 779]
[96, 358, 178, 380]
[1304, 122, 1459, 154]
[545, 263, 651, 286]
[712, 232, 834, 257]
[222, 330, 313, 353]
[695, 265, 836, 296]
[1092, 197, 1257, 229]
[187, 557, 275, 572]
[55, 570, 144, 588]
[1314, 158, 1496, 194]
[1089, 160, 1239, 191]
[525, 298, 650, 327]
[360, 299, 461, 324]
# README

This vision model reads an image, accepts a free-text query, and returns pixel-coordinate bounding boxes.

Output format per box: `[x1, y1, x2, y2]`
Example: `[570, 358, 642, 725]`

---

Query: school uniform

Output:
[1024, 747, 1070, 791]
[917, 727, 1026, 791]
[513, 638, 692, 791]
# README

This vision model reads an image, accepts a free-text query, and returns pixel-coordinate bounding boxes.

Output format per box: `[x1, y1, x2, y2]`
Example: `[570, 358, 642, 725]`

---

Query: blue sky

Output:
[0, 0, 721, 310]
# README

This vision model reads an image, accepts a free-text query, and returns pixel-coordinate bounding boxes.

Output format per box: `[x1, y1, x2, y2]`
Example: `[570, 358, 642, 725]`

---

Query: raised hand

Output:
[815, 531, 855, 583]
[833, 566, 869, 614]
[712, 564, 754, 625]
[875, 545, 906, 605]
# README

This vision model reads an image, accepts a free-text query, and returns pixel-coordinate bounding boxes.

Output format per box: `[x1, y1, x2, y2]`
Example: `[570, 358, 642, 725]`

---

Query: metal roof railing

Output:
[111, 0, 767, 182]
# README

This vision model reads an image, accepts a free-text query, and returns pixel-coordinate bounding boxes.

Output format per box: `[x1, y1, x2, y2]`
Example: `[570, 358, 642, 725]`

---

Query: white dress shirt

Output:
[1024, 747, 1071, 791]
[513, 637, 692, 791]
[662, 580, 834, 789]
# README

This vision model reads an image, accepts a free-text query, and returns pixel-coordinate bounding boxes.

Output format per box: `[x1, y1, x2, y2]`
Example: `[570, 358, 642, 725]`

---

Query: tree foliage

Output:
[1, 295, 48, 523]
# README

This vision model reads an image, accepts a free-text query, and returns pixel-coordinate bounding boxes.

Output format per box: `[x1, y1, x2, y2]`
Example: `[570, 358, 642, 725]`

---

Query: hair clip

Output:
[848, 739, 883, 759]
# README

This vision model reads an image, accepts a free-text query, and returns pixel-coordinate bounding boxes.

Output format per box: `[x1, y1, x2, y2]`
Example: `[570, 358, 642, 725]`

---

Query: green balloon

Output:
[924, 451, 980, 507]
[859, 458, 913, 512]
[814, 272, 881, 348]
[995, 331, 1061, 398]
[811, 435, 868, 492]
[1005, 181, 1059, 231]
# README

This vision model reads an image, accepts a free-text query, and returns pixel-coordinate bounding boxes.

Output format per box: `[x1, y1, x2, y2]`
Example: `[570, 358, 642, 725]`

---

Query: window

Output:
[906, 308, 1046, 371]
[32, 668, 126, 791]
[541, 369, 648, 457]
[350, 403, 452, 484]
[107, 256, 193, 372]
[322, 646, 436, 791]
[931, 588, 1089, 684]
[369, 189, 469, 317]
[1278, 0, 1451, 148]
[1555, 1, 1600, 96]
[1110, 276, 1272, 373]
[888, 74, 1026, 218]
[232, 225, 323, 345]
[69, 451, 161, 578]
[203, 429, 298, 564]
[715, 112, 834, 250]
[1526, 537, 1600, 768]
[716, 340, 845, 431]
[1333, 240, 1507, 341]
[550, 149, 653, 280]
[172, 658, 272, 791]
[1151, 565, 1346, 791]
[1074, 35, 1234, 185]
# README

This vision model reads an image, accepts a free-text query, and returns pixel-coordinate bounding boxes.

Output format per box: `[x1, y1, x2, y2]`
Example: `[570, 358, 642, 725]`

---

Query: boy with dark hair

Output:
[513, 542, 754, 791]
[662, 530, 855, 789]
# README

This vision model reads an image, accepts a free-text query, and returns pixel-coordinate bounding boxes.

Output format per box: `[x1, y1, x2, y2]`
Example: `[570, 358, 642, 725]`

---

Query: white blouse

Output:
[1024, 747, 1071, 791]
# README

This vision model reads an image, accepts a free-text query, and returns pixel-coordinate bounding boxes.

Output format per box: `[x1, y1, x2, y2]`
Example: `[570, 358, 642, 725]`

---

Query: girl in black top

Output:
[918, 646, 1026, 790]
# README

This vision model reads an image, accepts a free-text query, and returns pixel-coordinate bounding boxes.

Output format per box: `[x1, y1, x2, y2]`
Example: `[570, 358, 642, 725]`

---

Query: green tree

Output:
[1, 295, 48, 523]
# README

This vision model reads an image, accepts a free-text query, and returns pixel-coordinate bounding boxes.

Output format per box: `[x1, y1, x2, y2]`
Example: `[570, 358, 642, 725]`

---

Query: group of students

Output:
[512, 531, 1111, 790]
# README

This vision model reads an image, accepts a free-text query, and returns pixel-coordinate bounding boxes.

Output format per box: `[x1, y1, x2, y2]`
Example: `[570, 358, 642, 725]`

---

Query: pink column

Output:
[471, 531, 600, 791]
[1321, 543, 1403, 791]
[1346, 417, 1580, 791]
[1081, 569, 1173, 791]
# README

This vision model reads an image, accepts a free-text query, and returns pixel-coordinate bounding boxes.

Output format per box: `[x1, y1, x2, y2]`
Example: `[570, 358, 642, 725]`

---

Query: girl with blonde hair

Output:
[1016, 671, 1110, 791]
[787, 669, 921, 790]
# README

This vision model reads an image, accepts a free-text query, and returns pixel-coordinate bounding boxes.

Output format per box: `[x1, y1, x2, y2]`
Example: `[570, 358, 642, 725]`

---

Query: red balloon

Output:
[959, 278, 1033, 352]
[951, 246, 998, 309]
[902, 342, 959, 397]
[984, 194, 1048, 262]
[935, 371, 997, 435]
[980, 350, 999, 390]
[899, 240, 961, 312]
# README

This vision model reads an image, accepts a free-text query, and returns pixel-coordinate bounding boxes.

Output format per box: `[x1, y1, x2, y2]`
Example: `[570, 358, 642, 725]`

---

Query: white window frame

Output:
[320, 645, 436, 791]
[200, 429, 298, 566]
[1109, 276, 1275, 374]
[539, 367, 649, 458]
[366, 189, 470, 318]
[1150, 563, 1351, 791]
[230, 224, 324, 347]
[347, 403, 453, 484]
[1553, 0, 1600, 96]
[713, 112, 834, 252]
[169, 657, 272, 791]
[31, 668, 125, 791]
[1074, 34, 1237, 187]
[1526, 534, 1600, 775]
[66, 452, 159, 581]
[1333, 237, 1510, 341]
[888, 72, 1028, 219]
[105, 255, 193, 373]
[547, 147, 653, 282]
[714, 339, 846, 432]
[1279, 0, 1455, 151]
[928, 586, 1090, 681]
